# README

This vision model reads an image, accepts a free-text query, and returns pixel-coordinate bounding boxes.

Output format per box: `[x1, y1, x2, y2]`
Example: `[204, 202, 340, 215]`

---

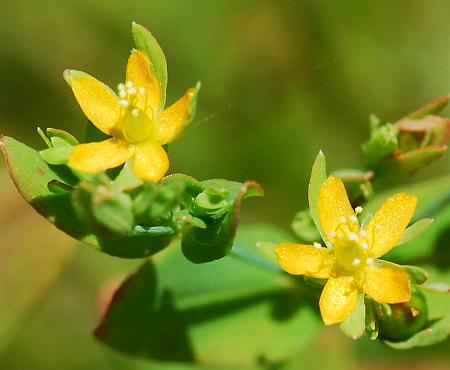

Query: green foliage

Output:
[95, 240, 320, 367]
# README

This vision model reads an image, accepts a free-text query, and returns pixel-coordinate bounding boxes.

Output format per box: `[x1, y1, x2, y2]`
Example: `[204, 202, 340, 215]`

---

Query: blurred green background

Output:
[0, 1, 449, 369]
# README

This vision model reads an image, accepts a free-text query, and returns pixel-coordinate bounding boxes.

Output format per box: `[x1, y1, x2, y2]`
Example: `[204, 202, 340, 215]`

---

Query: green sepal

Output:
[132, 22, 168, 109]
[46, 128, 79, 145]
[340, 294, 366, 340]
[37, 126, 52, 147]
[398, 218, 433, 246]
[113, 160, 143, 191]
[39, 144, 73, 165]
[291, 209, 321, 243]
[308, 151, 328, 245]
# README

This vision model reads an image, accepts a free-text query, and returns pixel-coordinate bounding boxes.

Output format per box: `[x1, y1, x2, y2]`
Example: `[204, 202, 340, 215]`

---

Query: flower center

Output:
[117, 81, 155, 143]
[328, 210, 373, 273]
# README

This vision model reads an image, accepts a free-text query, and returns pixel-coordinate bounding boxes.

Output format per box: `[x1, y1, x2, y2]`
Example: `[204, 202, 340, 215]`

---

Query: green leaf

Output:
[340, 294, 366, 339]
[384, 315, 450, 349]
[46, 128, 79, 145]
[308, 151, 328, 245]
[95, 245, 320, 367]
[181, 181, 263, 263]
[0, 136, 172, 258]
[398, 218, 434, 246]
[403, 265, 429, 285]
[132, 22, 168, 108]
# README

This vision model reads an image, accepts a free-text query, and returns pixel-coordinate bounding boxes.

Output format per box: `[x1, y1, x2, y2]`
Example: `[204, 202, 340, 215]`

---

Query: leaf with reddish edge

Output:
[0, 136, 173, 258]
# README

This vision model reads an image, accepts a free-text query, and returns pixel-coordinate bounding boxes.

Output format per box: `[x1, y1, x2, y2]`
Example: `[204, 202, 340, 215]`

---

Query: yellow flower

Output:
[276, 176, 417, 325]
[64, 49, 199, 182]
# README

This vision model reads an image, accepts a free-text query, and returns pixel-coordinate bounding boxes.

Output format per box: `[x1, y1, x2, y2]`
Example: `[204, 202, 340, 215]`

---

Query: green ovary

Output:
[121, 107, 155, 143]
[335, 241, 365, 272]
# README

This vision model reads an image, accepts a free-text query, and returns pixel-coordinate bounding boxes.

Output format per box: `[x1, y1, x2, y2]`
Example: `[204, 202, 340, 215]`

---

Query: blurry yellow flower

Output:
[276, 176, 417, 325]
[65, 49, 198, 182]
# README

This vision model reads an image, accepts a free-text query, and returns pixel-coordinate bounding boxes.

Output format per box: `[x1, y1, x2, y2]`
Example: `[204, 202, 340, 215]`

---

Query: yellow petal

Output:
[317, 176, 357, 238]
[155, 86, 198, 145]
[363, 265, 411, 303]
[275, 243, 332, 278]
[69, 139, 132, 173]
[365, 193, 417, 258]
[133, 142, 169, 182]
[319, 276, 359, 325]
[66, 71, 121, 135]
[126, 50, 161, 113]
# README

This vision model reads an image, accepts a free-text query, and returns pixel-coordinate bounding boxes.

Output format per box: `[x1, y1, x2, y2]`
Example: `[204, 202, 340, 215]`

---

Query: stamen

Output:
[366, 257, 373, 264]
[361, 242, 369, 250]
[118, 99, 129, 108]
[348, 232, 358, 241]
[139, 87, 146, 95]
[340, 216, 347, 224]
[119, 90, 127, 98]
[349, 215, 358, 223]
[352, 258, 361, 266]
[360, 230, 367, 238]
[127, 87, 137, 95]
[375, 224, 381, 231]
[118, 83, 125, 91]
[313, 242, 322, 249]
[131, 108, 139, 117]
[355, 206, 363, 214]
[126, 81, 134, 88]
[329, 231, 336, 238]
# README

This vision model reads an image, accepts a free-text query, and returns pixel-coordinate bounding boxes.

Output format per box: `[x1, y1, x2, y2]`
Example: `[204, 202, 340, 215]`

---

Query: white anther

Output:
[313, 242, 322, 249]
[348, 232, 358, 241]
[127, 87, 137, 95]
[139, 87, 146, 95]
[366, 257, 374, 265]
[126, 81, 134, 88]
[360, 230, 367, 238]
[119, 90, 127, 98]
[352, 258, 361, 266]
[361, 242, 369, 250]
[355, 206, 363, 214]
[375, 224, 381, 231]
[349, 215, 358, 223]
[329, 231, 336, 238]
[118, 99, 129, 107]
[118, 83, 125, 91]
[131, 108, 139, 117]
[340, 216, 347, 224]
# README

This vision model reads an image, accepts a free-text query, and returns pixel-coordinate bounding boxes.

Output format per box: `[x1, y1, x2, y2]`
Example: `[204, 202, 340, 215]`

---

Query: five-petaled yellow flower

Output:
[276, 176, 417, 325]
[64, 49, 198, 182]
